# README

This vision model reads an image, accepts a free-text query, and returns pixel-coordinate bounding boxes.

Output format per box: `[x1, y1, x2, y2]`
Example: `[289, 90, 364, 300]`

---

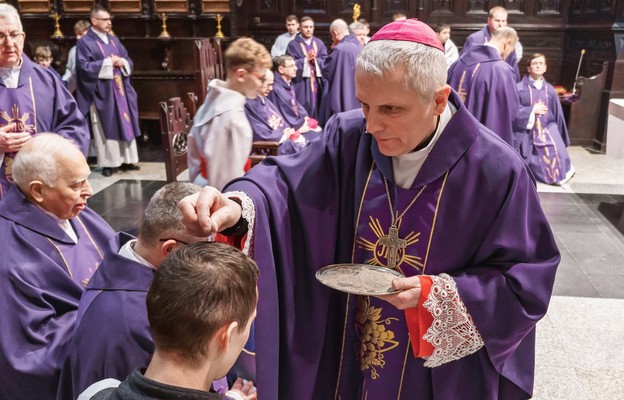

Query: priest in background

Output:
[448, 27, 520, 146]
[76, 4, 141, 177]
[513, 53, 574, 185]
[179, 19, 559, 400]
[0, 4, 89, 199]
[0, 134, 115, 400]
[319, 19, 362, 126]
[245, 70, 312, 155]
[286, 16, 327, 119]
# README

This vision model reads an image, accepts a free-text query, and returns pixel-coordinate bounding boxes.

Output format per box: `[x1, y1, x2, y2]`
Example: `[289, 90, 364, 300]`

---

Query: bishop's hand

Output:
[0, 123, 31, 153]
[376, 275, 422, 310]
[179, 186, 242, 236]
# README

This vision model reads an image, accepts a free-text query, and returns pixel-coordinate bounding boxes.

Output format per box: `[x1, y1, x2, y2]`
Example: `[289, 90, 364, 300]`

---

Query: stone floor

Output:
[87, 145, 624, 399]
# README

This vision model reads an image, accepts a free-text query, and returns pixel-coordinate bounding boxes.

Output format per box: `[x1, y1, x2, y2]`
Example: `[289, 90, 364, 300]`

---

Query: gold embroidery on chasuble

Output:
[268, 114, 282, 130]
[114, 75, 125, 95]
[350, 165, 447, 379]
[0, 105, 34, 133]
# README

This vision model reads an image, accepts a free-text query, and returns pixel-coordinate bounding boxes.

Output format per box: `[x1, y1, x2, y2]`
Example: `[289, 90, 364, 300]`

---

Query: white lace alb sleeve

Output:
[421, 273, 485, 368]
[223, 191, 255, 257]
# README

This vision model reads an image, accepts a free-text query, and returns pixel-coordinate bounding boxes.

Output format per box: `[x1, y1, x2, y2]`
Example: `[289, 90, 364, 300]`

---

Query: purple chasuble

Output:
[319, 34, 362, 125]
[0, 185, 115, 400]
[76, 30, 140, 142]
[224, 90, 559, 400]
[513, 76, 571, 184]
[286, 35, 328, 119]
[267, 73, 309, 130]
[57, 232, 155, 400]
[245, 97, 304, 156]
[448, 45, 519, 146]
[0, 55, 89, 199]
[460, 25, 520, 81]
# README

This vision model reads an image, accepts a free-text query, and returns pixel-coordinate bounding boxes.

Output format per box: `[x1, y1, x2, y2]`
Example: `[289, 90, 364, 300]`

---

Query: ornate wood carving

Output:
[538, 0, 561, 15]
[17, 0, 51, 12]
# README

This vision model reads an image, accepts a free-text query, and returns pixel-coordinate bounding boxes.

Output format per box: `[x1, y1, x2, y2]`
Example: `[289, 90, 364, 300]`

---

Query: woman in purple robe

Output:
[513, 53, 573, 185]
[180, 20, 559, 400]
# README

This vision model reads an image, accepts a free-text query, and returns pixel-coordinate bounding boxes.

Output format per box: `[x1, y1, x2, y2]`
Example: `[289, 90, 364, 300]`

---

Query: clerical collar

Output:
[92, 28, 109, 44]
[392, 102, 456, 189]
[35, 204, 78, 243]
[119, 239, 156, 270]
[303, 37, 313, 45]
[529, 76, 544, 90]
[0, 59, 22, 88]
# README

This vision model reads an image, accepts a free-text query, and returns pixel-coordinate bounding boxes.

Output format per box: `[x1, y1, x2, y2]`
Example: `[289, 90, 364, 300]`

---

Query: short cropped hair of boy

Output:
[33, 45, 54, 68]
[81, 241, 259, 400]
[188, 37, 272, 190]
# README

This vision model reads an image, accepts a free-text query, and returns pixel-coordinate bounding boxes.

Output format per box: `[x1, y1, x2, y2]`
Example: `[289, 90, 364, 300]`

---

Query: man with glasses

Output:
[57, 182, 213, 400]
[188, 37, 272, 191]
[286, 16, 328, 119]
[0, 4, 89, 200]
[76, 4, 141, 177]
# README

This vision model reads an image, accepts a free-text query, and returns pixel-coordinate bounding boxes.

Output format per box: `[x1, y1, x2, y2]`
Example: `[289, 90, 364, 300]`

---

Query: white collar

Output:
[118, 239, 156, 269]
[92, 28, 109, 44]
[35, 204, 78, 243]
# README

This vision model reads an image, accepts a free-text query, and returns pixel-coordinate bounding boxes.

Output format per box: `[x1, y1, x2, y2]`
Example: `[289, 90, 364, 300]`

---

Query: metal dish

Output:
[315, 263, 405, 296]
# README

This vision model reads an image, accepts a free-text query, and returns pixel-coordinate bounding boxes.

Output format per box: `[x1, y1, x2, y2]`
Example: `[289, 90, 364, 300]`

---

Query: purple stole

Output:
[336, 163, 447, 399]
[286, 82, 301, 117]
[456, 63, 481, 104]
[0, 78, 38, 199]
[528, 85, 565, 184]
[58, 216, 107, 287]
[95, 39, 136, 142]
[299, 41, 319, 106]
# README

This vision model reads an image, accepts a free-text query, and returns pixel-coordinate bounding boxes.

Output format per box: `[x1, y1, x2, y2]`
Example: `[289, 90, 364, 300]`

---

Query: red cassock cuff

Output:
[404, 275, 435, 358]
[214, 232, 247, 250]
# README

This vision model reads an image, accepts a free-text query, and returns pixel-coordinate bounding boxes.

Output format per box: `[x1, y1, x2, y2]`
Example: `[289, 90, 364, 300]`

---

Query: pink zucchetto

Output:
[369, 18, 444, 52]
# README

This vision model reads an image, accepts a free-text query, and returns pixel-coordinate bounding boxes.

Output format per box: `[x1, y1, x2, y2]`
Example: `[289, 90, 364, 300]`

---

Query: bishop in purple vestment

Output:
[448, 27, 520, 146]
[57, 182, 209, 400]
[0, 134, 116, 400]
[0, 4, 89, 199]
[460, 6, 522, 81]
[318, 19, 362, 126]
[180, 20, 559, 400]
[513, 54, 572, 184]
[286, 17, 328, 119]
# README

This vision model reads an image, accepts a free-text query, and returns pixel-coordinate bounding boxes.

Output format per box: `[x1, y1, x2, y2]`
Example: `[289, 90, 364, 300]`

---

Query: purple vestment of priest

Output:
[56, 233, 155, 400]
[286, 35, 328, 119]
[448, 45, 520, 146]
[319, 34, 362, 126]
[0, 55, 89, 199]
[76, 30, 140, 142]
[513, 75, 571, 184]
[267, 73, 309, 130]
[460, 25, 520, 80]
[0, 185, 116, 400]
[224, 90, 559, 399]
[244, 97, 304, 156]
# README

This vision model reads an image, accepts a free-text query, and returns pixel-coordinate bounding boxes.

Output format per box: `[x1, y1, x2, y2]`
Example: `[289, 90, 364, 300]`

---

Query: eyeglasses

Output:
[0, 32, 25, 44]
[94, 17, 113, 22]
[159, 238, 190, 246]
[246, 69, 266, 81]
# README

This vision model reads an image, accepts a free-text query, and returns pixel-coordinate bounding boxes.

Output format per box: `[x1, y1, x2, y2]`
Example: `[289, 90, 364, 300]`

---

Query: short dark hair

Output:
[147, 242, 259, 364]
[285, 15, 298, 23]
[275, 54, 294, 69]
[526, 53, 547, 67]
[300, 16, 314, 25]
[434, 23, 450, 33]
[89, 4, 109, 19]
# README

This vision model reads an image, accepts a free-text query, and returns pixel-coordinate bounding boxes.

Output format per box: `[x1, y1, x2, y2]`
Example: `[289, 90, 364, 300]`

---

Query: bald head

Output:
[260, 69, 275, 97]
[490, 26, 517, 59]
[330, 19, 350, 45]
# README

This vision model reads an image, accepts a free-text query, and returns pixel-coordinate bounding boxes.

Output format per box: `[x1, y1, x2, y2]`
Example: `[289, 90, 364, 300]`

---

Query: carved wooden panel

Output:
[384, 0, 408, 13]
[154, 0, 189, 13]
[467, 0, 487, 14]
[429, 0, 455, 16]
[201, 0, 229, 13]
[293, 0, 327, 13]
[503, 0, 525, 14]
[17, 0, 51, 12]
[537, 0, 561, 15]
[61, 0, 95, 13]
[108, 0, 142, 13]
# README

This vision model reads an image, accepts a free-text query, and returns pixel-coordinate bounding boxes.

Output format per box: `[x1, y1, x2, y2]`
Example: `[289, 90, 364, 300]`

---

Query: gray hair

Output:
[12, 134, 82, 189]
[356, 40, 447, 103]
[350, 21, 367, 34]
[492, 26, 517, 43]
[138, 182, 204, 246]
[330, 19, 349, 35]
[0, 4, 22, 31]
